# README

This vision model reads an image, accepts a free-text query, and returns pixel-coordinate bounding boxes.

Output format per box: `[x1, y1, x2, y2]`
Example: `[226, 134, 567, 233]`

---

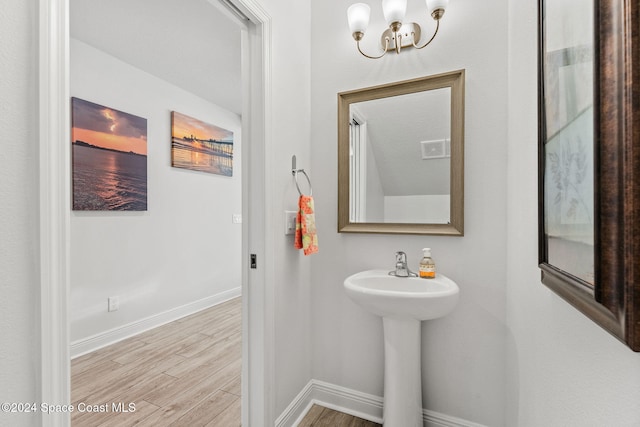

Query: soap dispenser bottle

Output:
[419, 248, 436, 279]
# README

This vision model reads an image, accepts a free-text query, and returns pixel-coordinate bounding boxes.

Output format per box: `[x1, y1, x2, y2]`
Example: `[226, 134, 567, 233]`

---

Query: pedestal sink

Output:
[343, 269, 459, 427]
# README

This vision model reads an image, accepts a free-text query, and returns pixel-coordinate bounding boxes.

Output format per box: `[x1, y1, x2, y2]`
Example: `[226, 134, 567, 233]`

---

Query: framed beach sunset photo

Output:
[71, 98, 148, 211]
[171, 111, 234, 176]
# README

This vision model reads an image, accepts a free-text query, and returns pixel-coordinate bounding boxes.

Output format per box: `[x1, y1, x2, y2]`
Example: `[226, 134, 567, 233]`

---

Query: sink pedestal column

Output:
[382, 317, 422, 427]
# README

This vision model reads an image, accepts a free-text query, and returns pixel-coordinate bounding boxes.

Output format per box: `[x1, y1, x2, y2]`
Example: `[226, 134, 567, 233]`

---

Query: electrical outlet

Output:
[284, 211, 297, 235]
[108, 296, 120, 312]
[232, 214, 242, 224]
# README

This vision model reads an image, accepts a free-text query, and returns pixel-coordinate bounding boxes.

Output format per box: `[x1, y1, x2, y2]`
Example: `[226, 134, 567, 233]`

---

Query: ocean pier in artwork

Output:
[171, 111, 235, 177]
[182, 135, 233, 156]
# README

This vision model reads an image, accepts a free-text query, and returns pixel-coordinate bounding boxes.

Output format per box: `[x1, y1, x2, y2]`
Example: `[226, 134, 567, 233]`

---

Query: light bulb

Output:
[382, 0, 407, 26]
[348, 3, 371, 34]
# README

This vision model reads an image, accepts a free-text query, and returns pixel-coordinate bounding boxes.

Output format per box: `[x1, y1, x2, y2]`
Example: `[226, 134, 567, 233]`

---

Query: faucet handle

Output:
[389, 251, 417, 277]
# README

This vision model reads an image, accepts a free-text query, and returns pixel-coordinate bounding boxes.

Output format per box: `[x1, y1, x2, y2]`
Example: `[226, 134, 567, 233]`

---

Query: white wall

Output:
[258, 0, 313, 419]
[384, 195, 450, 224]
[505, 2, 640, 426]
[69, 39, 242, 345]
[0, 1, 39, 426]
[310, 0, 509, 425]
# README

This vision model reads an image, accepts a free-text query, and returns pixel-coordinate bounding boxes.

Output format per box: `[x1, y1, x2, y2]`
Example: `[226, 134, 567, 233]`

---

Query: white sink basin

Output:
[343, 269, 460, 427]
[343, 269, 459, 320]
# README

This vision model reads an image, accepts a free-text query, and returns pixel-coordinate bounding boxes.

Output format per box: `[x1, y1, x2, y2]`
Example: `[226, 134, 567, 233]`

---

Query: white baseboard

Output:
[276, 379, 487, 427]
[275, 381, 318, 427]
[70, 287, 241, 358]
[421, 409, 489, 427]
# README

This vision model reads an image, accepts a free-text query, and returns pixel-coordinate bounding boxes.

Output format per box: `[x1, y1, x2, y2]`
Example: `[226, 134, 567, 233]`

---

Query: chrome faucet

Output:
[389, 251, 417, 277]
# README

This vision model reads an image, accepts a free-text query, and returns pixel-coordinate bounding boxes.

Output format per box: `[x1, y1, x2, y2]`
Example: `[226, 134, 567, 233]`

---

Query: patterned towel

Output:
[294, 195, 318, 255]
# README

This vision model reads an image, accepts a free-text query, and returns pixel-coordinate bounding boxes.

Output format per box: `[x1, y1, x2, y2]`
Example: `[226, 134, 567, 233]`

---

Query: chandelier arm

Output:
[357, 37, 390, 59]
[412, 19, 440, 50]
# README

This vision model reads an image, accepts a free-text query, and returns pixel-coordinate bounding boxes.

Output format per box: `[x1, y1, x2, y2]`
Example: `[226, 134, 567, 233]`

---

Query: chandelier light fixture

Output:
[347, 0, 450, 59]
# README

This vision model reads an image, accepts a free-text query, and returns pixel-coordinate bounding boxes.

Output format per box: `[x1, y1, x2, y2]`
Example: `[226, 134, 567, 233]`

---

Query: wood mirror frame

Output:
[337, 70, 465, 235]
[538, 0, 640, 351]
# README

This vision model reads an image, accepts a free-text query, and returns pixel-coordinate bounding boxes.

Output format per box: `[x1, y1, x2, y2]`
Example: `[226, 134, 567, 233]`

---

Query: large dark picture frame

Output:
[538, 0, 640, 351]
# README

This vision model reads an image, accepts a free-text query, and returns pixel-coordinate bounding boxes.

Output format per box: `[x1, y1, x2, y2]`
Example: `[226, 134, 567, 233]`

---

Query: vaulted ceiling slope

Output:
[71, 0, 242, 115]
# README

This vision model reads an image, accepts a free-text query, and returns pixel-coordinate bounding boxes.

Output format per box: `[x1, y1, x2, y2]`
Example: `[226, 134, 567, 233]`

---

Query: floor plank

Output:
[297, 403, 325, 426]
[71, 297, 242, 426]
[204, 396, 241, 427]
[298, 404, 381, 427]
[72, 299, 378, 426]
[168, 390, 237, 426]
[219, 374, 241, 396]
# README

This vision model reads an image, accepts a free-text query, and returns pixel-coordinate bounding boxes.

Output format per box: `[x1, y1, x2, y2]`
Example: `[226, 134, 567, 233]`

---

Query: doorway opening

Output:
[39, 0, 273, 425]
[68, 1, 245, 424]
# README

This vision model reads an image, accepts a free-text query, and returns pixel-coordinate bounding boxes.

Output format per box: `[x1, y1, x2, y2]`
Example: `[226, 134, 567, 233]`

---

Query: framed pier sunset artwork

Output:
[71, 97, 148, 211]
[171, 111, 234, 177]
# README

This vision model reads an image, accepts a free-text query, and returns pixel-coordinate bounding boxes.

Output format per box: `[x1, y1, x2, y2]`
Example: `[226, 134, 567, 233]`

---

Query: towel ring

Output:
[293, 169, 313, 196]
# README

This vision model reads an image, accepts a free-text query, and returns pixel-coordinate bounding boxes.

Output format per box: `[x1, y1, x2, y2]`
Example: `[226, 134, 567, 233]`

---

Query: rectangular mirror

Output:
[538, 0, 640, 351]
[338, 70, 465, 235]
[540, 0, 595, 285]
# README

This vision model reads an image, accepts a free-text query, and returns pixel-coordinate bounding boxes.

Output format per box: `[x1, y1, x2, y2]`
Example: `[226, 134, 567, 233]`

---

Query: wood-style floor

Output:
[299, 405, 381, 427]
[71, 297, 242, 426]
[71, 297, 377, 426]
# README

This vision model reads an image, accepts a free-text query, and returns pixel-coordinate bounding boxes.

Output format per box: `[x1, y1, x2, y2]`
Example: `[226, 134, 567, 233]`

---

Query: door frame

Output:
[38, 0, 274, 425]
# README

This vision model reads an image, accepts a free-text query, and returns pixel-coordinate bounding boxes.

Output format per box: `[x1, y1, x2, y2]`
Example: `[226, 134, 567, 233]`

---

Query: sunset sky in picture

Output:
[72, 98, 147, 155]
[172, 111, 233, 142]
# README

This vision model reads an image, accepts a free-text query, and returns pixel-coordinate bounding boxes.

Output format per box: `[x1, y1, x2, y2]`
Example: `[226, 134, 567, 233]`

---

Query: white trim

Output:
[274, 380, 315, 427]
[276, 380, 488, 427]
[276, 380, 382, 426]
[230, 0, 275, 426]
[348, 108, 368, 222]
[307, 380, 383, 424]
[421, 409, 489, 427]
[233, 0, 274, 425]
[70, 288, 241, 358]
[39, 1, 71, 426]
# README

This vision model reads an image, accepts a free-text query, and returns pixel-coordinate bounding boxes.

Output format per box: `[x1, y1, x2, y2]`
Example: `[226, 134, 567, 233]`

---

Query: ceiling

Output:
[70, 1, 451, 196]
[70, 0, 243, 115]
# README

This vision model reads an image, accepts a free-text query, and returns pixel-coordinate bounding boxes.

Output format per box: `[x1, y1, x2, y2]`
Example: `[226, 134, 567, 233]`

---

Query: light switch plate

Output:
[284, 210, 297, 235]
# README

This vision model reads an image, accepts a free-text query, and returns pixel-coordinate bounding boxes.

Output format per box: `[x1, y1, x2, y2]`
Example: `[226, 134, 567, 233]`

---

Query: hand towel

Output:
[294, 195, 318, 255]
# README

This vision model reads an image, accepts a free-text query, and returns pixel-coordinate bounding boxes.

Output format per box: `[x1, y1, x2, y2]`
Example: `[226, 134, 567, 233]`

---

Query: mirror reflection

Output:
[338, 70, 465, 235]
[349, 88, 451, 224]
